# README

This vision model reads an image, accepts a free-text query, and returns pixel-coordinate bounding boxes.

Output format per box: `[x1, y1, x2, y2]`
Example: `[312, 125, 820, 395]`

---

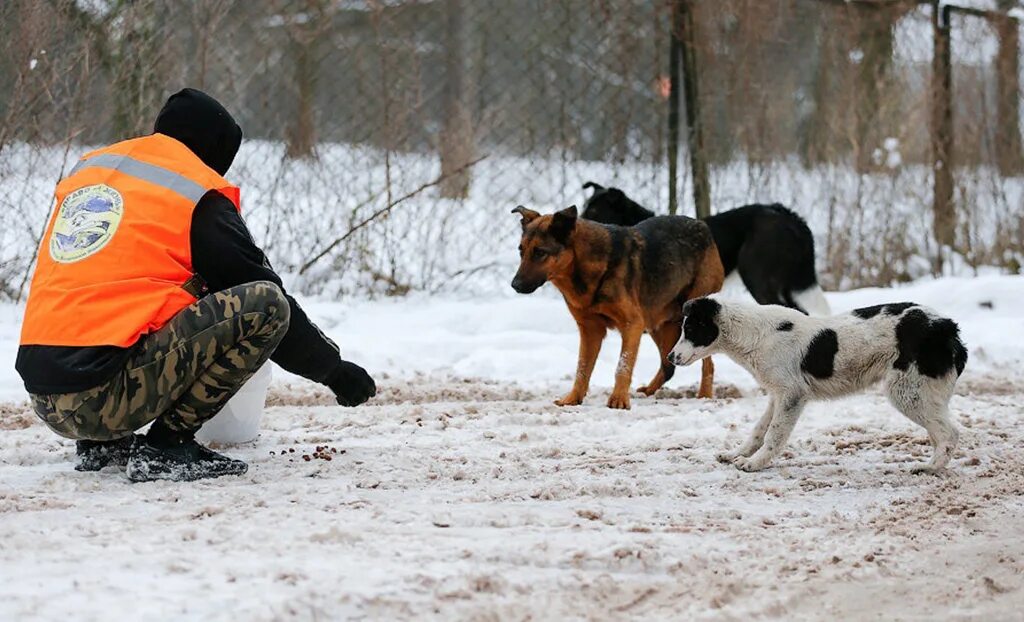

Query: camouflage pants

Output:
[30, 281, 291, 441]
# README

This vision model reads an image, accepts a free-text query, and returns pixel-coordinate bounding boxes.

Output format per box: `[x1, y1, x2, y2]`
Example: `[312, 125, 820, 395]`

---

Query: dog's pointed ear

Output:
[511, 205, 540, 230]
[582, 181, 604, 194]
[549, 205, 578, 243]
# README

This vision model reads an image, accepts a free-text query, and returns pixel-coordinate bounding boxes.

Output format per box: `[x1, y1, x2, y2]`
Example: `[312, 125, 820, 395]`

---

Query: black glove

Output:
[325, 360, 377, 406]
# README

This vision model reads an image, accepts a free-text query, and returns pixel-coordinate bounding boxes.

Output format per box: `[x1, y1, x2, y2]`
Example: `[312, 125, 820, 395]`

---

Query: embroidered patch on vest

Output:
[49, 184, 124, 263]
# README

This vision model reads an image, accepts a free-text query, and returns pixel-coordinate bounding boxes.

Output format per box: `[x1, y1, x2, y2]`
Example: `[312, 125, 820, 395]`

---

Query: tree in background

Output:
[850, 3, 906, 173]
[184, 1, 233, 92]
[60, 0, 170, 140]
[0, 1, 51, 146]
[802, 4, 845, 167]
[278, 0, 332, 160]
[995, 0, 1024, 175]
[439, 0, 475, 199]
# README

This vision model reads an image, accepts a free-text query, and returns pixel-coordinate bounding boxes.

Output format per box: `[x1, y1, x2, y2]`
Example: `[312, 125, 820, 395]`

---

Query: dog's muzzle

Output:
[668, 344, 700, 367]
[511, 277, 542, 294]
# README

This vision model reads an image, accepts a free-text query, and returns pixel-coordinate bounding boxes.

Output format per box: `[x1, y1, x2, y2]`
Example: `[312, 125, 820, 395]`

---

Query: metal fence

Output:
[0, 0, 1021, 299]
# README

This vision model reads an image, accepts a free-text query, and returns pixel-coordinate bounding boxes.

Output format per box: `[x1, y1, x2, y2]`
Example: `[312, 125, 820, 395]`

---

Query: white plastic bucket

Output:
[195, 363, 273, 445]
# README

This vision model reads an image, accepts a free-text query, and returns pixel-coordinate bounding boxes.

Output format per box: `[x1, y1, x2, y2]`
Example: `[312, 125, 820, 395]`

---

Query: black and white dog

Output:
[669, 297, 967, 473]
[580, 182, 830, 316]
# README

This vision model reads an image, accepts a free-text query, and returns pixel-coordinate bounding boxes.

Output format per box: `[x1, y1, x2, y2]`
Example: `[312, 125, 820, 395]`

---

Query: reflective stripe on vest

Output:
[69, 153, 208, 203]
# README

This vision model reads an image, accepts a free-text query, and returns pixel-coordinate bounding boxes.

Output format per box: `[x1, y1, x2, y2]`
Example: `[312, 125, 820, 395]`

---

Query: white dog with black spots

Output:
[669, 296, 967, 473]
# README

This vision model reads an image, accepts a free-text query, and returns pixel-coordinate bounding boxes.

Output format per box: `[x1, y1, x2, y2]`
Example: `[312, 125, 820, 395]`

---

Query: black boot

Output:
[126, 434, 248, 483]
[75, 436, 136, 472]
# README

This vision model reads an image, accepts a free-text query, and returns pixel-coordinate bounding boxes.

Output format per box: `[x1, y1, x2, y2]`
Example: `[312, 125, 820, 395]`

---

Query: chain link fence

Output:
[0, 0, 1021, 300]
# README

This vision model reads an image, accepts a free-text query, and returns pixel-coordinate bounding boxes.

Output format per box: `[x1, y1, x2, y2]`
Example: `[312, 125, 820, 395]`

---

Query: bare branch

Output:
[298, 154, 488, 276]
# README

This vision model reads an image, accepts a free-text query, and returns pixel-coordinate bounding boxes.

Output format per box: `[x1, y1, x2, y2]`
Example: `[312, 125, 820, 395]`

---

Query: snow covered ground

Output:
[1, 275, 1023, 620]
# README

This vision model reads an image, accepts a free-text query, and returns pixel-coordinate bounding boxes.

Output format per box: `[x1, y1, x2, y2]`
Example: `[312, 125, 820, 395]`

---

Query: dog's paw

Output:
[909, 463, 947, 476]
[716, 450, 741, 464]
[732, 455, 770, 472]
[554, 394, 583, 407]
[637, 384, 658, 397]
[606, 394, 631, 410]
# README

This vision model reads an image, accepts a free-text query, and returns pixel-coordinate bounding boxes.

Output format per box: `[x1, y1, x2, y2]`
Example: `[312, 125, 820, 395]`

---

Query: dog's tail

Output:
[952, 339, 968, 377]
[930, 318, 969, 377]
[791, 284, 831, 316]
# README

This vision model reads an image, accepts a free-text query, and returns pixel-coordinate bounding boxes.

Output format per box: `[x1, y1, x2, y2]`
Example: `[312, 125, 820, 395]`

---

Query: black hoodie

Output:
[16, 88, 344, 394]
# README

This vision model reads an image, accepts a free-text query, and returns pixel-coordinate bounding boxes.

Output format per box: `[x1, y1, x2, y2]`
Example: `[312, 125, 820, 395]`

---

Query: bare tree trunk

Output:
[283, 0, 330, 160]
[439, 0, 474, 199]
[931, 1, 955, 270]
[678, 0, 709, 219]
[852, 3, 907, 173]
[995, 2, 1023, 175]
[189, 2, 231, 91]
[667, 0, 683, 216]
[802, 10, 836, 167]
[287, 37, 318, 159]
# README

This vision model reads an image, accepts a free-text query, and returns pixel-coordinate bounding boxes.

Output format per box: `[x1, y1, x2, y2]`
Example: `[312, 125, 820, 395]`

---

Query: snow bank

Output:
[290, 273, 1024, 397]
[0, 274, 1020, 403]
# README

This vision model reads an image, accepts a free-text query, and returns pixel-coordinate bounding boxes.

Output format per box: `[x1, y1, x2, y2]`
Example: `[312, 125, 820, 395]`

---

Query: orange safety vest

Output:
[20, 133, 241, 348]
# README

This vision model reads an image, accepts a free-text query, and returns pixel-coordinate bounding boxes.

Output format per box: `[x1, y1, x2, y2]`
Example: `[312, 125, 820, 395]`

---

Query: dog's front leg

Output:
[697, 356, 715, 398]
[608, 322, 644, 410]
[638, 322, 681, 397]
[718, 396, 776, 464]
[733, 393, 807, 472]
[555, 318, 606, 406]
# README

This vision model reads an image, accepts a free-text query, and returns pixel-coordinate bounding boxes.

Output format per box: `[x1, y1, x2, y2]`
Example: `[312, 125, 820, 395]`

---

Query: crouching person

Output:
[16, 88, 376, 482]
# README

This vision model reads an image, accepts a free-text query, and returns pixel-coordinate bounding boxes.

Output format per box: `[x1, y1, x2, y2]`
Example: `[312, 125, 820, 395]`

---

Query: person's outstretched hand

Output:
[326, 360, 377, 406]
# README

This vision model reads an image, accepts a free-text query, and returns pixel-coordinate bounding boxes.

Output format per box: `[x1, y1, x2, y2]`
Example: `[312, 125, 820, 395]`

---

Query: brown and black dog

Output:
[511, 205, 724, 409]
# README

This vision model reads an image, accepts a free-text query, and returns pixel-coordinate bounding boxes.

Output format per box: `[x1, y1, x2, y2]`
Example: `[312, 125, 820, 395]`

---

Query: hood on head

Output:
[153, 88, 242, 175]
